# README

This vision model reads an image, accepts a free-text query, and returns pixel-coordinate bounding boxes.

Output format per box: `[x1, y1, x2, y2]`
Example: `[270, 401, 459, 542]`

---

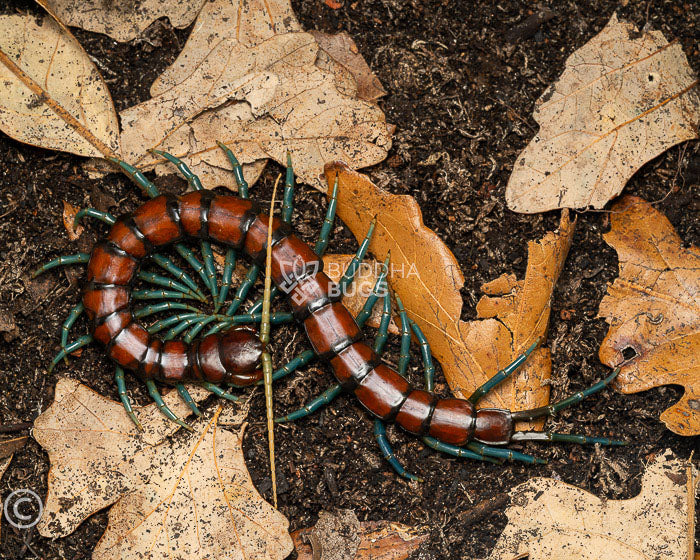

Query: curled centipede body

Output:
[35, 148, 624, 479]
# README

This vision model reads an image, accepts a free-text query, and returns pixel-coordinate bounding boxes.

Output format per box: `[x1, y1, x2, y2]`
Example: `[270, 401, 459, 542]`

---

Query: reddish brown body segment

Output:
[83, 193, 515, 447]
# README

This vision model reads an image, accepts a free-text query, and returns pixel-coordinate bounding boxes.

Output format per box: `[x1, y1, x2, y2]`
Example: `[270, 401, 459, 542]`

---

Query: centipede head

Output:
[219, 326, 263, 386]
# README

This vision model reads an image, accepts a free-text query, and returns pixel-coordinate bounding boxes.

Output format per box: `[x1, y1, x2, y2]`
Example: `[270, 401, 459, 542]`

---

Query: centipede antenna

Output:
[261, 174, 280, 508]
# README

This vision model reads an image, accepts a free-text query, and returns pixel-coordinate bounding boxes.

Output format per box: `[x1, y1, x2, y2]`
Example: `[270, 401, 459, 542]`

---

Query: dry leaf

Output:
[486, 450, 698, 560]
[325, 163, 573, 425]
[598, 196, 699, 436]
[33, 378, 293, 559]
[506, 14, 700, 213]
[0, 6, 120, 158]
[310, 31, 387, 101]
[118, 0, 391, 192]
[46, 0, 206, 43]
[323, 254, 399, 333]
[62, 201, 84, 241]
[0, 436, 28, 460]
[292, 511, 428, 560]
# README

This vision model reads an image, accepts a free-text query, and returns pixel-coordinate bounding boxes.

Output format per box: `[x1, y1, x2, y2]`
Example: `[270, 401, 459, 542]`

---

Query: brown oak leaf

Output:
[506, 14, 700, 213]
[33, 378, 293, 559]
[598, 196, 699, 436]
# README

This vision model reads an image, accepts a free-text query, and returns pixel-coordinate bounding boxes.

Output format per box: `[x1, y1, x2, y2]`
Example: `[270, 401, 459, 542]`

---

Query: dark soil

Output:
[0, 1, 698, 559]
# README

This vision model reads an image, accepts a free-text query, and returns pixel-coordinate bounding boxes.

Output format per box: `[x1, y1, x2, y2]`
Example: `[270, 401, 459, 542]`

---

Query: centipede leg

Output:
[147, 312, 203, 335]
[256, 349, 316, 385]
[132, 288, 201, 301]
[115, 366, 142, 431]
[511, 368, 621, 422]
[510, 431, 626, 446]
[314, 173, 339, 256]
[137, 271, 204, 301]
[150, 254, 206, 300]
[374, 421, 423, 481]
[466, 442, 546, 465]
[133, 302, 200, 319]
[150, 150, 203, 191]
[355, 255, 390, 328]
[467, 339, 540, 405]
[201, 381, 240, 402]
[217, 141, 249, 198]
[176, 384, 201, 416]
[109, 158, 160, 198]
[32, 253, 90, 277]
[275, 384, 343, 422]
[338, 218, 376, 294]
[174, 243, 214, 300]
[74, 208, 116, 226]
[144, 379, 193, 430]
[225, 264, 259, 316]
[396, 296, 411, 376]
[422, 437, 500, 463]
[60, 302, 85, 364]
[49, 335, 93, 372]
[217, 249, 236, 308]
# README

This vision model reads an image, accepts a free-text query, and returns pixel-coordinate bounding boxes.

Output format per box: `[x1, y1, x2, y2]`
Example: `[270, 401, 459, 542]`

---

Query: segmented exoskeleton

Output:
[34, 146, 624, 480]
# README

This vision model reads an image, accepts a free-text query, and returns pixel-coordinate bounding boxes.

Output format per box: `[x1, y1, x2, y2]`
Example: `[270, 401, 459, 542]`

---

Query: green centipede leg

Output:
[147, 312, 203, 335]
[422, 437, 499, 463]
[144, 379, 193, 430]
[371, 289, 422, 481]
[163, 315, 206, 340]
[201, 381, 239, 402]
[339, 217, 376, 294]
[219, 312, 294, 327]
[133, 302, 200, 319]
[60, 302, 85, 364]
[32, 253, 90, 277]
[465, 442, 545, 464]
[49, 335, 93, 372]
[314, 173, 339, 256]
[275, 384, 343, 423]
[395, 295, 411, 376]
[409, 319, 435, 391]
[115, 366, 143, 431]
[132, 289, 200, 301]
[150, 150, 203, 191]
[225, 264, 259, 316]
[108, 158, 160, 198]
[174, 243, 214, 299]
[467, 339, 540, 405]
[137, 271, 203, 301]
[256, 349, 317, 385]
[183, 316, 220, 344]
[355, 254, 390, 329]
[217, 142, 249, 198]
[217, 249, 236, 308]
[149, 253, 206, 300]
[73, 208, 115, 227]
[281, 152, 295, 224]
[176, 384, 201, 416]
[200, 239, 219, 309]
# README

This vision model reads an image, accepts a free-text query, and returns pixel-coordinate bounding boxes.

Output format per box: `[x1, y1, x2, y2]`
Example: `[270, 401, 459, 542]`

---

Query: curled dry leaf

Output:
[46, 0, 206, 43]
[324, 163, 574, 427]
[118, 0, 392, 192]
[598, 196, 699, 436]
[310, 30, 387, 101]
[62, 201, 84, 241]
[292, 510, 428, 560]
[0, 4, 119, 158]
[486, 450, 698, 560]
[506, 14, 700, 213]
[33, 378, 293, 559]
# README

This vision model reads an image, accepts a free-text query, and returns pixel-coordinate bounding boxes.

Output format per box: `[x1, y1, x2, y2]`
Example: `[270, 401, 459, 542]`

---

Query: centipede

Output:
[34, 145, 625, 481]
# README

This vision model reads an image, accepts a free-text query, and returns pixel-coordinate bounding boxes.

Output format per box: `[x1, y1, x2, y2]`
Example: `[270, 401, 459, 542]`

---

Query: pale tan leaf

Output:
[486, 450, 698, 560]
[292, 511, 428, 560]
[310, 31, 387, 101]
[46, 0, 206, 43]
[324, 163, 574, 426]
[118, 0, 391, 192]
[506, 14, 700, 213]
[598, 196, 699, 436]
[33, 378, 293, 559]
[0, 8, 119, 158]
[62, 201, 84, 241]
[323, 254, 398, 333]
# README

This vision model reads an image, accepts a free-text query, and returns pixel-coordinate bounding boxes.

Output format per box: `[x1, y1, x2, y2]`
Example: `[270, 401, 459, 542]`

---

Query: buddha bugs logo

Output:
[278, 256, 322, 305]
